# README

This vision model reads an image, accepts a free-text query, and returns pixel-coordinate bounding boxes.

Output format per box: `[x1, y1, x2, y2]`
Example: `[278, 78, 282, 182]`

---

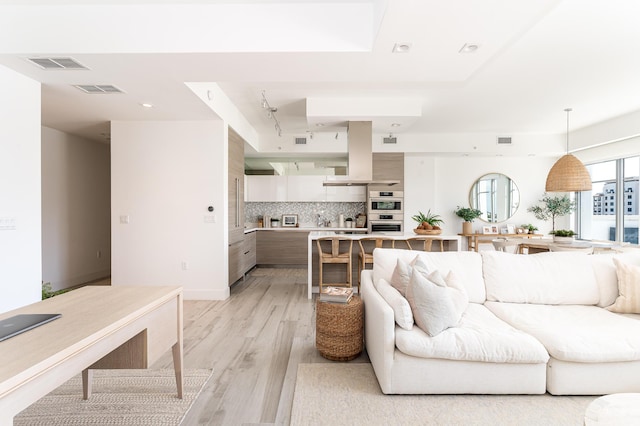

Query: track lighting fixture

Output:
[261, 90, 282, 137]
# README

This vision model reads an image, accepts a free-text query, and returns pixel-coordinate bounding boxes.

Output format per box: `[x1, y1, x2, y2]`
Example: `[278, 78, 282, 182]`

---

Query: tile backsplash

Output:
[246, 202, 366, 227]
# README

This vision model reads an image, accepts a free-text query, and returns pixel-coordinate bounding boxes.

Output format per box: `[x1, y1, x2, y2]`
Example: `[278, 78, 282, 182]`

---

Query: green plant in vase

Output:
[454, 206, 483, 234]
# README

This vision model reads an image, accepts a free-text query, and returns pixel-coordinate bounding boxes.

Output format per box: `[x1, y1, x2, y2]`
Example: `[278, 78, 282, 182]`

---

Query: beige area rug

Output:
[15, 369, 213, 426]
[291, 363, 597, 426]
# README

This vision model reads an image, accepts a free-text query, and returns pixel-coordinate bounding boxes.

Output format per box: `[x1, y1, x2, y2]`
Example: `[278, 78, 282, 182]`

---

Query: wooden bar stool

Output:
[405, 236, 444, 252]
[357, 237, 395, 290]
[316, 237, 354, 294]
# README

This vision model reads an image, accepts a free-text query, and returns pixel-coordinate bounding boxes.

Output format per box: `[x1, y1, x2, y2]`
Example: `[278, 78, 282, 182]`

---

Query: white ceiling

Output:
[1, 0, 640, 150]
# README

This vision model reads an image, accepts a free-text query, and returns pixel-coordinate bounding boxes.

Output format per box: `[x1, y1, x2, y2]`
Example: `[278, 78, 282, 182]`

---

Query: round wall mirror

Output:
[469, 173, 520, 223]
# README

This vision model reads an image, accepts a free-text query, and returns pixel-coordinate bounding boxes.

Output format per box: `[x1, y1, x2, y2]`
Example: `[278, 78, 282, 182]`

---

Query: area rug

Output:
[291, 363, 597, 425]
[14, 369, 213, 426]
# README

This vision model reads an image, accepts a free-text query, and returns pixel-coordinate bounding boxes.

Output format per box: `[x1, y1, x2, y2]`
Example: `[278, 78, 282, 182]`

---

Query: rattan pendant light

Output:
[545, 108, 592, 192]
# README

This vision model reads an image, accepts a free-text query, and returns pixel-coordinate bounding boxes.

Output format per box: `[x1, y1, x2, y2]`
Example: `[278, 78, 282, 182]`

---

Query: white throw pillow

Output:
[607, 258, 640, 314]
[405, 269, 468, 337]
[377, 278, 413, 330]
[390, 256, 428, 296]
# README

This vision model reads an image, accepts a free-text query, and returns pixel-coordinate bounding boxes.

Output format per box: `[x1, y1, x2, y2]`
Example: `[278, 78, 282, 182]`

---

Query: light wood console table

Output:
[458, 233, 543, 252]
[0, 286, 183, 425]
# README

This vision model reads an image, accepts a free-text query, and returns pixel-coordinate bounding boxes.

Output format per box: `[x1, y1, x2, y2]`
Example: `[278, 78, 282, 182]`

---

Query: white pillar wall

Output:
[0, 66, 42, 313]
[110, 120, 229, 300]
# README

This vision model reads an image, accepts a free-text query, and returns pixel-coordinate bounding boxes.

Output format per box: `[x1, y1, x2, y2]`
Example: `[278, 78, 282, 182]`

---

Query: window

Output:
[579, 157, 639, 244]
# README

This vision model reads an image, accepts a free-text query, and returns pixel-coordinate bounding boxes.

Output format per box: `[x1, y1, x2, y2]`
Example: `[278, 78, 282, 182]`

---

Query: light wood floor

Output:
[152, 267, 368, 426]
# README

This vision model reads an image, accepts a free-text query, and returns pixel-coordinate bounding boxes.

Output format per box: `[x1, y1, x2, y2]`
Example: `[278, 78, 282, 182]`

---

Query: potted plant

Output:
[521, 224, 538, 234]
[411, 210, 443, 234]
[454, 206, 483, 235]
[550, 229, 576, 243]
[527, 194, 576, 234]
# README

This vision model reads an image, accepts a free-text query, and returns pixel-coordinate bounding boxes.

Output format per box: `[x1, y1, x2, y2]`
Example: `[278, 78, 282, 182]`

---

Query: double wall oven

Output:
[368, 191, 404, 234]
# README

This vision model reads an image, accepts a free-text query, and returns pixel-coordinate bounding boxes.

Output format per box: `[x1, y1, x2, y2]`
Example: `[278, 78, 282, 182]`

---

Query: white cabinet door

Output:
[286, 176, 327, 202]
[245, 175, 287, 202]
[326, 185, 366, 202]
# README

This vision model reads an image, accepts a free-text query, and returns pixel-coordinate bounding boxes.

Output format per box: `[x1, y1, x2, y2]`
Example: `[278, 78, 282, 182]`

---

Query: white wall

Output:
[0, 66, 41, 313]
[110, 120, 228, 300]
[41, 127, 110, 291]
[404, 154, 562, 245]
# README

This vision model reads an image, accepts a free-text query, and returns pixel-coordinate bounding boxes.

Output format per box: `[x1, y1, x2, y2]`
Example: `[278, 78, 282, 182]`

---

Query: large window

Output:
[578, 156, 639, 244]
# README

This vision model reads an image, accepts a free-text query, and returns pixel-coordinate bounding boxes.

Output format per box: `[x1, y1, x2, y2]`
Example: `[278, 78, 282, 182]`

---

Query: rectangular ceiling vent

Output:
[28, 57, 89, 70]
[497, 136, 512, 145]
[74, 85, 124, 94]
[383, 136, 397, 144]
[295, 137, 307, 145]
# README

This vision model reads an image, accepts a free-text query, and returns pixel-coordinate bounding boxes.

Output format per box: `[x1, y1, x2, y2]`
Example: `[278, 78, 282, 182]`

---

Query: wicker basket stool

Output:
[315, 296, 363, 361]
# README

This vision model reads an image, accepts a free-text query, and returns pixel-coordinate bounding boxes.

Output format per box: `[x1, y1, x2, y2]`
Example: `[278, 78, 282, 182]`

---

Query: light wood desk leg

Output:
[82, 368, 93, 400]
[173, 293, 184, 399]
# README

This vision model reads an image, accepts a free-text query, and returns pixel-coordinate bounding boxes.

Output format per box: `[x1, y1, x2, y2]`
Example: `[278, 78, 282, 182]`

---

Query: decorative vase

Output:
[462, 221, 473, 235]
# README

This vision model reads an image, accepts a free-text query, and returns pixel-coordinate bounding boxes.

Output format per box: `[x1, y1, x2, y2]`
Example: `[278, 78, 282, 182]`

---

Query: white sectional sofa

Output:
[361, 248, 640, 395]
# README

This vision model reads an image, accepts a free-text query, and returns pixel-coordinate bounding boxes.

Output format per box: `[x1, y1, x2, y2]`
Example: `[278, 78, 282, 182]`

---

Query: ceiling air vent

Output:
[295, 137, 307, 145]
[497, 136, 512, 145]
[27, 57, 89, 70]
[383, 136, 397, 144]
[74, 85, 124, 94]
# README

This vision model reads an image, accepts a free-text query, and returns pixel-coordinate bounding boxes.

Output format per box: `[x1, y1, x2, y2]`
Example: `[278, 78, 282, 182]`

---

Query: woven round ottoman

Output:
[585, 393, 640, 425]
[315, 295, 363, 361]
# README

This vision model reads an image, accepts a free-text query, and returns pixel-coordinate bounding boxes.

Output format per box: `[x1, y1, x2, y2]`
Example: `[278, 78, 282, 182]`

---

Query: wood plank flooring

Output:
[151, 267, 368, 426]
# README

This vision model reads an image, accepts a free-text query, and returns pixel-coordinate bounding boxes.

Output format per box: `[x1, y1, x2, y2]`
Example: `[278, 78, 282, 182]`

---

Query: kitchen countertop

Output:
[244, 226, 368, 233]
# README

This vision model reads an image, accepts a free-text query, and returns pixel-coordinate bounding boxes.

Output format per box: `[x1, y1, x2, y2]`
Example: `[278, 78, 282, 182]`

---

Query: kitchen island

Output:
[306, 231, 461, 299]
[243, 226, 367, 270]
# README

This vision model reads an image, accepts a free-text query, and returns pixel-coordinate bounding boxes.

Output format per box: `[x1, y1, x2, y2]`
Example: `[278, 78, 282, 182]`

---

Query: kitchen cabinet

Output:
[229, 128, 245, 285]
[256, 230, 309, 266]
[245, 175, 287, 202]
[286, 176, 327, 201]
[370, 153, 404, 191]
[245, 175, 366, 202]
[325, 184, 366, 202]
[228, 240, 244, 285]
[242, 231, 256, 272]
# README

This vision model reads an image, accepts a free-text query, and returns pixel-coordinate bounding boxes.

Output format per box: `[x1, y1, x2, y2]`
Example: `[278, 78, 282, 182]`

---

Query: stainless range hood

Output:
[323, 121, 400, 187]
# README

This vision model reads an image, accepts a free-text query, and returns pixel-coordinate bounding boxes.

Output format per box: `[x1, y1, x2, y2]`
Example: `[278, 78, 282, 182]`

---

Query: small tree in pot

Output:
[454, 206, 483, 235]
[527, 194, 576, 235]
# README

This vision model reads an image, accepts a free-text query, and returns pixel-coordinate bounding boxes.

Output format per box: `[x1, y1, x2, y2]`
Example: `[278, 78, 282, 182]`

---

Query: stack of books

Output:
[319, 287, 353, 303]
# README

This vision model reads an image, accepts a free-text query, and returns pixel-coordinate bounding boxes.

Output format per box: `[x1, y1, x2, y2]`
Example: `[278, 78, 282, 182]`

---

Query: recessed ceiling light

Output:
[391, 123, 401, 127]
[316, 123, 325, 127]
[392, 42, 412, 53]
[140, 103, 154, 108]
[459, 43, 480, 53]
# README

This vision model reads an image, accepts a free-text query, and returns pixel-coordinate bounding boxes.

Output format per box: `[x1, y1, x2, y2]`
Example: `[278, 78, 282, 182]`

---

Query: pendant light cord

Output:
[564, 107, 572, 154]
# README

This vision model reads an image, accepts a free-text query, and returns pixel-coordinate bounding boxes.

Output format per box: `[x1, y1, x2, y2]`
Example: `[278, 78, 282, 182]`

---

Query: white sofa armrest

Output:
[361, 270, 396, 394]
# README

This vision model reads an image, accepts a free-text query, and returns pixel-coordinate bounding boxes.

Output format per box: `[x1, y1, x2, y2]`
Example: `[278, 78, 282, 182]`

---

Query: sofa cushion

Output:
[376, 278, 414, 330]
[389, 256, 427, 296]
[591, 251, 640, 307]
[373, 248, 486, 303]
[607, 258, 640, 314]
[395, 303, 549, 363]
[485, 301, 640, 363]
[482, 251, 599, 305]
[405, 269, 468, 337]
